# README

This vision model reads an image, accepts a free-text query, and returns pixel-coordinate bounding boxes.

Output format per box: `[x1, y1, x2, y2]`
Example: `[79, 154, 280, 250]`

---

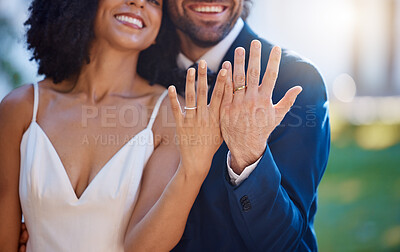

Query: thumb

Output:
[274, 86, 302, 122]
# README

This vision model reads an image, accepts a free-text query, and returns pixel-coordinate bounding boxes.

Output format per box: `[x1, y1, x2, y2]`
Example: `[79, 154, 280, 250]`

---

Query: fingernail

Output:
[236, 48, 244, 56]
[253, 40, 261, 49]
[199, 60, 206, 69]
[222, 61, 230, 69]
[221, 69, 227, 76]
[274, 46, 281, 55]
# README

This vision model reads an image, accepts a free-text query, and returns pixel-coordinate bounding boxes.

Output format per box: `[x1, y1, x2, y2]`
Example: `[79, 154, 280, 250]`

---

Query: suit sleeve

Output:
[223, 60, 330, 251]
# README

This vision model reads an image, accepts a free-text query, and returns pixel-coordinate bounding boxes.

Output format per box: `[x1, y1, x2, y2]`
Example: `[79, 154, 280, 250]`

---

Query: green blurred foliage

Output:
[0, 17, 22, 88]
[315, 122, 400, 252]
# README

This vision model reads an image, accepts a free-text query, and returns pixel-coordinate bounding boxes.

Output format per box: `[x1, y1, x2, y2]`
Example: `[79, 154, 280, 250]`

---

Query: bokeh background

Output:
[0, 0, 399, 251]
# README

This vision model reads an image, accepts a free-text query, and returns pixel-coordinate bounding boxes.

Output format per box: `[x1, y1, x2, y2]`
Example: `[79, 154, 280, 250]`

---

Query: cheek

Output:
[93, 14, 104, 38]
[151, 10, 163, 37]
[93, 4, 110, 38]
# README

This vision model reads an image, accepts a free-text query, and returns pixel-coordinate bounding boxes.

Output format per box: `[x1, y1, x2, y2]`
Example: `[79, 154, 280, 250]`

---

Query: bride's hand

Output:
[168, 60, 227, 179]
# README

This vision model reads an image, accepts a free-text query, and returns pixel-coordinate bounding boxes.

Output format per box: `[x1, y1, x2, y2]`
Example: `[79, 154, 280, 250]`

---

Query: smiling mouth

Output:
[188, 4, 228, 14]
[115, 14, 145, 29]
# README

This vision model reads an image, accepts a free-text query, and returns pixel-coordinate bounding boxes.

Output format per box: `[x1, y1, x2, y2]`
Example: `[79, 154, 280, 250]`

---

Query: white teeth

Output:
[116, 15, 143, 28]
[193, 6, 224, 13]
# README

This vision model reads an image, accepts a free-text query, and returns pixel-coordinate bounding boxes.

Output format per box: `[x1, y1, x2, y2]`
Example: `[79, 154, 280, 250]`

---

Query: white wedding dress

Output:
[19, 83, 168, 252]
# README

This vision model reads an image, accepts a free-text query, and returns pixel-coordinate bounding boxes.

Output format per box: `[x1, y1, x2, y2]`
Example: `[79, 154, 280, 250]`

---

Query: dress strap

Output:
[32, 83, 39, 122]
[147, 90, 168, 130]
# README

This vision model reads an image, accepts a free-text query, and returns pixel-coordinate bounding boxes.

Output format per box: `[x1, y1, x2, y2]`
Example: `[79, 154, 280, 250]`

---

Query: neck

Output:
[176, 30, 213, 62]
[71, 42, 142, 102]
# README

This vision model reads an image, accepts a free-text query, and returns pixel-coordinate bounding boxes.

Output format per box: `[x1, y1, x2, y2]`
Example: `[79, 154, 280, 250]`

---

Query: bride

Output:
[0, 0, 228, 251]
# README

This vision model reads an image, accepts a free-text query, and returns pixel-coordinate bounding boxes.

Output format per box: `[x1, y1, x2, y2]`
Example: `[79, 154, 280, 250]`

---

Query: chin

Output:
[102, 29, 155, 52]
[189, 26, 232, 47]
[191, 36, 224, 48]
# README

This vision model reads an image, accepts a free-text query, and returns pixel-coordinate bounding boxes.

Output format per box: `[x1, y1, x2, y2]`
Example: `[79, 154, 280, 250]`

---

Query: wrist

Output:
[230, 145, 266, 174]
[179, 158, 212, 181]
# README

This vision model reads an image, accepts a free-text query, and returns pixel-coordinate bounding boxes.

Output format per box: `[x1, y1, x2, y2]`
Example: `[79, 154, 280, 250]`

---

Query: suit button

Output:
[242, 202, 252, 212]
[240, 195, 252, 212]
[240, 195, 248, 204]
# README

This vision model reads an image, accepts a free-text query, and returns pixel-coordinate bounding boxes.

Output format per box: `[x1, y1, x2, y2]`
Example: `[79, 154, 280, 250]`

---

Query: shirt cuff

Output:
[226, 151, 262, 186]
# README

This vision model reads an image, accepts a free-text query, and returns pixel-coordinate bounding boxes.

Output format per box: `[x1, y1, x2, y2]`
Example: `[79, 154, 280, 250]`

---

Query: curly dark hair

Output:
[24, 0, 177, 84]
[25, 0, 99, 83]
[137, 4, 180, 89]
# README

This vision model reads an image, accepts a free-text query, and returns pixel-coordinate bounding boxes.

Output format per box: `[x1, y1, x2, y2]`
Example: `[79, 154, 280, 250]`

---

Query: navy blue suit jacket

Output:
[172, 23, 330, 252]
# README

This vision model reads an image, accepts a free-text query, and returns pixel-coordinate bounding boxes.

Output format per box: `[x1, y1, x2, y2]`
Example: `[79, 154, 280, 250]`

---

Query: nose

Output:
[126, 0, 145, 8]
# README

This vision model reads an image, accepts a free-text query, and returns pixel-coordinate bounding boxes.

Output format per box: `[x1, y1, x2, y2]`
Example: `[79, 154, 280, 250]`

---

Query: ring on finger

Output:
[234, 85, 246, 93]
[184, 106, 197, 110]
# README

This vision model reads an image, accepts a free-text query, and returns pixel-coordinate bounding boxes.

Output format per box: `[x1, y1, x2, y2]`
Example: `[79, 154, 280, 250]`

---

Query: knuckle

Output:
[186, 94, 195, 103]
[198, 70, 207, 77]
[246, 99, 257, 111]
[249, 68, 260, 79]
[234, 75, 246, 84]
[268, 70, 278, 80]
[187, 74, 195, 82]
[199, 87, 208, 97]
[214, 88, 223, 98]
[171, 104, 180, 112]
[255, 107, 267, 117]
[247, 79, 258, 87]
[173, 105, 182, 114]
[231, 103, 241, 111]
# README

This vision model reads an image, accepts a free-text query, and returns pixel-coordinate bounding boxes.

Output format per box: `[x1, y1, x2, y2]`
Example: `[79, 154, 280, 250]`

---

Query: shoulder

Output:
[238, 24, 325, 83]
[0, 84, 35, 133]
[241, 24, 324, 82]
[278, 50, 327, 103]
[279, 50, 325, 84]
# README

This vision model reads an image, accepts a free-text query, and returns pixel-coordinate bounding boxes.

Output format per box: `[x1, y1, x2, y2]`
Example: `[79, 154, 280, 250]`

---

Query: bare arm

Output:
[124, 61, 228, 251]
[0, 85, 32, 251]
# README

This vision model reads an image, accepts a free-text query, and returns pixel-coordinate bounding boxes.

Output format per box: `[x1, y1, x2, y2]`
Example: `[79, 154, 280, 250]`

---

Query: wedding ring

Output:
[184, 106, 197, 110]
[234, 85, 246, 93]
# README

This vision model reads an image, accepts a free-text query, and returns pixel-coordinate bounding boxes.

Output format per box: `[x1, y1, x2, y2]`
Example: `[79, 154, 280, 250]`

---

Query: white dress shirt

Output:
[176, 18, 261, 186]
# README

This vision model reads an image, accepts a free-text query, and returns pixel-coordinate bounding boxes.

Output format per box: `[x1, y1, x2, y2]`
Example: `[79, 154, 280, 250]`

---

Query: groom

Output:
[162, 0, 329, 251]
[19, 0, 330, 251]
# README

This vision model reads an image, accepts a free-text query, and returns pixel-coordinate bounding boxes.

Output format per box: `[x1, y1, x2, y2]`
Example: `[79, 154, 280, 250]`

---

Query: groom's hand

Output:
[220, 41, 302, 174]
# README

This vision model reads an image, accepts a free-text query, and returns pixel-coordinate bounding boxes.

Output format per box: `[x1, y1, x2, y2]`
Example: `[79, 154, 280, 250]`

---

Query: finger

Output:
[168, 85, 183, 125]
[221, 61, 233, 106]
[21, 223, 26, 231]
[233, 47, 246, 102]
[19, 245, 26, 252]
[246, 40, 262, 97]
[260, 46, 282, 99]
[19, 229, 28, 243]
[210, 69, 227, 113]
[274, 86, 302, 122]
[185, 68, 197, 117]
[197, 60, 208, 108]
